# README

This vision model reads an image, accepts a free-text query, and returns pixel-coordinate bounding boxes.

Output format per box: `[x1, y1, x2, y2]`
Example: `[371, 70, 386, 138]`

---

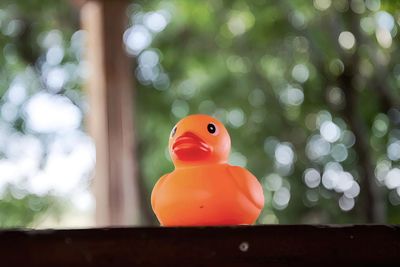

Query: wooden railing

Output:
[1, 225, 399, 266]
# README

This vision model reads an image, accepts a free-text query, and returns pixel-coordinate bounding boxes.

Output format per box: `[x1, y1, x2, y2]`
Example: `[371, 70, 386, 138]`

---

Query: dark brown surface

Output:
[0, 225, 399, 267]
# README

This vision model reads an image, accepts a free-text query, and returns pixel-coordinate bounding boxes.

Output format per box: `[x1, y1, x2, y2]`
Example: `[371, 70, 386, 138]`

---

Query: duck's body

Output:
[151, 114, 264, 226]
[152, 163, 264, 226]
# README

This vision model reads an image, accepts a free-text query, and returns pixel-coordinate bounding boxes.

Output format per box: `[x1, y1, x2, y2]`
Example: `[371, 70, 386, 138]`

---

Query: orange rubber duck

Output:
[151, 114, 264, 226]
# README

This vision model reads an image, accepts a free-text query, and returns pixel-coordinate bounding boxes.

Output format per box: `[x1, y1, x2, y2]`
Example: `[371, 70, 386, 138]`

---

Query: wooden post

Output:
[80, 0, 141, 226]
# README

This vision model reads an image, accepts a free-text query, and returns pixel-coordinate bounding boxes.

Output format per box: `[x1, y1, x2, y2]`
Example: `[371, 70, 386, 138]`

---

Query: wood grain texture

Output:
[0, 225, 399, 267]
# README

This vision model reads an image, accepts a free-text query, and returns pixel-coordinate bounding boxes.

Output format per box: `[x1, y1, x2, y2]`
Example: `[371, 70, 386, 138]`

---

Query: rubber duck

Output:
[151, 114, 264, 226]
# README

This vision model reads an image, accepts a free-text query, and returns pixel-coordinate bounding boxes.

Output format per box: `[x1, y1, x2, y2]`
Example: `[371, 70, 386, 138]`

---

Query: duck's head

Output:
[169, 114, 231, 167]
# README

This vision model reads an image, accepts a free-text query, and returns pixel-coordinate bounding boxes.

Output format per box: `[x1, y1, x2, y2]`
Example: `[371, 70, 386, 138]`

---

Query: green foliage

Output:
[1, 0, 400, 227]
[0, 1, 82, 228]
[132, 0, 400, 223]
[0, 185, 62, 228]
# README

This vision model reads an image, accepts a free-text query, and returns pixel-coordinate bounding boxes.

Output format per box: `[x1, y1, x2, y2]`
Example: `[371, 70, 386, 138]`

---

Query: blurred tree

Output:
[130, 0, 400, 224]
[0, 0, 400, 227]
[0, 0, 92, 227]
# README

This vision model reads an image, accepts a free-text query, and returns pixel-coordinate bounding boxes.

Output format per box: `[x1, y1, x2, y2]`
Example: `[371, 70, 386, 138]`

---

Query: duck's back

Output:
[151, 163, 263, 226]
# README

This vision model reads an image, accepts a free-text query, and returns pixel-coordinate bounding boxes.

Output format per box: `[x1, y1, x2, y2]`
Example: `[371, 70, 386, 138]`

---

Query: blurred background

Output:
[0, 0, 399, 228]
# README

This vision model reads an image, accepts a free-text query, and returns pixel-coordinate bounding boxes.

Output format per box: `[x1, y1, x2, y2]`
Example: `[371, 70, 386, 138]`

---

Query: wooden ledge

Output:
[0, 225, 399, 266]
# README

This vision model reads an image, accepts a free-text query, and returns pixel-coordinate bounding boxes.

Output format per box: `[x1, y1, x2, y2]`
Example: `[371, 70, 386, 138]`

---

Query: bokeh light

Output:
[1, 0, 400, 228]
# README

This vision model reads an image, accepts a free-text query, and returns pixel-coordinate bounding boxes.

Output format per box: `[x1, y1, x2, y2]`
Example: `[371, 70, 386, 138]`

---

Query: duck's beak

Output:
[172, 132, 211, 161]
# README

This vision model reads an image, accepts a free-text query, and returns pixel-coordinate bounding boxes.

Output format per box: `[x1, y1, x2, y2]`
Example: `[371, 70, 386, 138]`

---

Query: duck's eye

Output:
[171, 126, 177, 137]
[207, 123, 217, 135]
